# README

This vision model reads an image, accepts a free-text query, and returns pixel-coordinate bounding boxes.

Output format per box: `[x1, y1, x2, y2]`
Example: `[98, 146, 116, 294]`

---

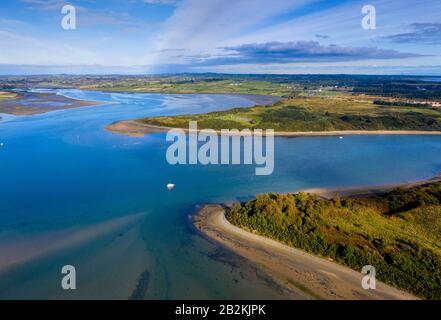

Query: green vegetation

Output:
[138, 93, 441, 132]
[226, 182, 441, 299]
[87, 78, 294, 96]
[373, 100, 434, 108]
[0, 91, 18, 101]
[0, 74, 301, 96]
[2, 74, 441, 99]
[353, 82, 441, 100]
[2, 74, 440, 130]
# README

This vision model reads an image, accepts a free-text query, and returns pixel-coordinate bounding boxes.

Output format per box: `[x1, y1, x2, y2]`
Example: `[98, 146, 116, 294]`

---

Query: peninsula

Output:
[195, 176, 441, 300]
[106, 91, 441, 137]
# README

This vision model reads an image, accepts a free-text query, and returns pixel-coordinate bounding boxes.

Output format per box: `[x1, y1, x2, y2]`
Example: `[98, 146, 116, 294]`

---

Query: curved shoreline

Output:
[194, 204, 418, 300]
[192, 176, 441, 300]
[106, 120, 441, 137]
[303, 173, 441, 199]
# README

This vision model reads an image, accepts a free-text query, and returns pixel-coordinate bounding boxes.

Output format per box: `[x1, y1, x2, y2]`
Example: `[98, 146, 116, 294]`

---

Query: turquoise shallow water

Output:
[1, 89, 441, 299]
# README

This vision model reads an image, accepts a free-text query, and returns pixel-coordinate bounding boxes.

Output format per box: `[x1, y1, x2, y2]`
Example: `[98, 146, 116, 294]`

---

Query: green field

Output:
[82, 79, 296, 96]
[0, 92, 17, 101]
[2, 74, 441, 99]
[226, 182, 441, 299]
[137, 93, 441, 132]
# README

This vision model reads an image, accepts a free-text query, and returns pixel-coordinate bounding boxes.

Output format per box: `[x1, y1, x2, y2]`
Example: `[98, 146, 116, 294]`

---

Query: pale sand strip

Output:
[106, 120, 441, 138]
[304, 174, 441, 199]
[194, 205, 418, 300]
[106, 121, 168, 137]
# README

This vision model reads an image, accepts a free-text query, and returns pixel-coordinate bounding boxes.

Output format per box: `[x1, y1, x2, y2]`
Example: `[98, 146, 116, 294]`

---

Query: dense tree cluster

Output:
[226, 184, 441, 299]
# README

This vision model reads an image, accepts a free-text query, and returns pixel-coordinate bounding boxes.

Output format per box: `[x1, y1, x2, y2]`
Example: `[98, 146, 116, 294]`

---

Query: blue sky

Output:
[0, 0, 440, 75]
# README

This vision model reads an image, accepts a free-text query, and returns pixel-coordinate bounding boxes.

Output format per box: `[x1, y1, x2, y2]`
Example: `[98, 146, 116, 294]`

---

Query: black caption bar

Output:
[1, 300, 438, 319]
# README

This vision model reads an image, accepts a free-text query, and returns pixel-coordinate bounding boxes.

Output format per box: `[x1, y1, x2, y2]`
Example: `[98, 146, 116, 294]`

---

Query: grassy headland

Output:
[135, 92, 441, 132]
[3, 75, 441, 130]
[226, 181, 441, 299]
[84, 78, 293, 96]
[0, 91, 18, 101]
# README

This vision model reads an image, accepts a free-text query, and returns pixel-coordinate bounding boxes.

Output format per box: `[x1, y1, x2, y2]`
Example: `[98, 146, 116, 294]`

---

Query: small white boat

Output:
[167, 183, 175, 190]
[339, 136, 344, 140]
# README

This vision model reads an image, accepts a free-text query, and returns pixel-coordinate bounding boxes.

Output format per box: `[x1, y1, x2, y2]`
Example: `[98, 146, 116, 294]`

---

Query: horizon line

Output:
[1, 72, 441, 77]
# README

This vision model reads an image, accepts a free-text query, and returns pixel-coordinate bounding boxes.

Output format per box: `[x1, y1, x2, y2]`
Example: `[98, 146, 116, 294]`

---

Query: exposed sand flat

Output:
[0, 92, 106, 116]
[106, 120, 167, 137]
[304, 174, 441, 199]
[194, 205, 418, 300]
[106, 120, 441, 138]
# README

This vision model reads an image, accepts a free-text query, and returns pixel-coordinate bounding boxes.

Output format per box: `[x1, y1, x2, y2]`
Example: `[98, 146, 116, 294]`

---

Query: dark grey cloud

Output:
[382, 23, 441, 45]
[195, 41, 422, 66]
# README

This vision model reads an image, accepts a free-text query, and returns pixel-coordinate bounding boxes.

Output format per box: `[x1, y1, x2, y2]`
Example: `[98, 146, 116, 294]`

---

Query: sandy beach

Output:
[194, 204, 418, 300]
[303, 173, 441, 199]
[107, 120, 441, 137]
[106, 120, 167, 137]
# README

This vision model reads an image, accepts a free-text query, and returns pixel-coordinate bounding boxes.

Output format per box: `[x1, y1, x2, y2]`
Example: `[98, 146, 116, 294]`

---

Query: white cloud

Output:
[144, 0, 441, 71]
[143, 0, 179, 4]
[0, 30, 98, 65]
[146, 0, 315, 65]
[3, 0, 441, 73]
[20, 0, 74, 11]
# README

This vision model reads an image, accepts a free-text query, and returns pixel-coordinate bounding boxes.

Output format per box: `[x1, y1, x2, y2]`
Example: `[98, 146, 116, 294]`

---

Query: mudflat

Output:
[0, 91, 105, 115]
